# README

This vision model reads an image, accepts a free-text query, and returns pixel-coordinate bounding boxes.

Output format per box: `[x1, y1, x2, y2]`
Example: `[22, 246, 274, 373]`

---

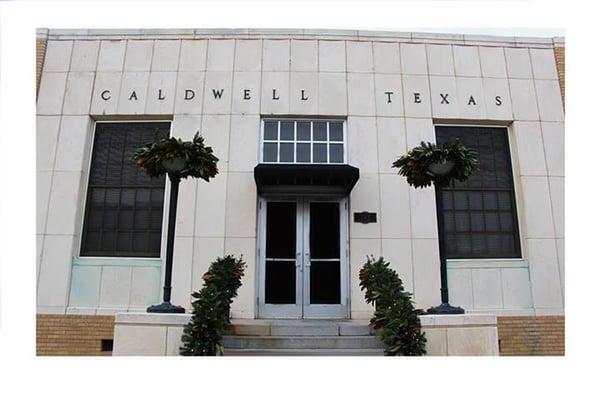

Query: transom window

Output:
[261, 119, 346, 164]
[435, 125, 521, 259]
[80, 122, 170, 258]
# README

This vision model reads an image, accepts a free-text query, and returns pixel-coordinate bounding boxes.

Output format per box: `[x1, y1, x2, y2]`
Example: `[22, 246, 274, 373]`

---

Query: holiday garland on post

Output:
[392, 139, 479, 188]
[359, 256, 427, 356]
[180, 255, 246, 356]
[132, 130, 219, 315]
[392, 139, 478, 317]
[132, 131, 219, 181]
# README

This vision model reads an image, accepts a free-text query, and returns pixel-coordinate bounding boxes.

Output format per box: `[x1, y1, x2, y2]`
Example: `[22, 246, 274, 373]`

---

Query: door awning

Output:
[254, 164, 360, 196]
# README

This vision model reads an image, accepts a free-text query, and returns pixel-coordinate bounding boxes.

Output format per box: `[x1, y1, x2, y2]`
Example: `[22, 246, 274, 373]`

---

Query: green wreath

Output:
[133, 132, 219, 181]
[392, 140, 479, 188]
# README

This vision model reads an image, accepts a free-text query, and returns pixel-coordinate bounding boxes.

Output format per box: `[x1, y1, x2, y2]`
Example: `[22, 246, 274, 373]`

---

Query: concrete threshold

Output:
[223, 348, 384, 356]
[228, 319, 374, 336]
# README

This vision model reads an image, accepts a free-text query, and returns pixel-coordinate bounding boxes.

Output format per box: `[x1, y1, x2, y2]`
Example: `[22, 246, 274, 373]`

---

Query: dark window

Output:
[309, 202, 341, 304]
[100, 339, 114, 352]
[435, 126, 521, 259]
[265, 202, 297, 304]
[80, 122, 170, 257]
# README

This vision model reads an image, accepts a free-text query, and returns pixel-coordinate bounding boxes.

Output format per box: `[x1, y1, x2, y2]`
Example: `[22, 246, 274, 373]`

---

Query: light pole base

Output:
[147, 302, 185, 314]
[426, 302, 464, 315]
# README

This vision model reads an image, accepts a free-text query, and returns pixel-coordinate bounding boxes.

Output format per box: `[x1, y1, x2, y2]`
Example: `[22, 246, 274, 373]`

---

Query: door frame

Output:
[256, 196, 303, 319]
[257, 196, 350, 319]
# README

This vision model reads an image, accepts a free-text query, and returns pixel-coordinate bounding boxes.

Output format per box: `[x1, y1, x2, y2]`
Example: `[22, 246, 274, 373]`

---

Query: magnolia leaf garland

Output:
[392, 139, 479, 188]
[180, 255, 246, 356]
[359, 256, 427, 356]
[132, 131, 219, 181]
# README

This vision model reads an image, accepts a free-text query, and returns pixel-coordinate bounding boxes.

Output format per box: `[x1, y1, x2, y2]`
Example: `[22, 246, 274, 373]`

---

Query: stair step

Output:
[227, 319, 374, 337]
[223, 348, 384, 356]
[222, 335, 383, 350]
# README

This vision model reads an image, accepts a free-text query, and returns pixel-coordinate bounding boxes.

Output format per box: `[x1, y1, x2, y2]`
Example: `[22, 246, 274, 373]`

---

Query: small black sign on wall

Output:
[353, 212, 377, 224]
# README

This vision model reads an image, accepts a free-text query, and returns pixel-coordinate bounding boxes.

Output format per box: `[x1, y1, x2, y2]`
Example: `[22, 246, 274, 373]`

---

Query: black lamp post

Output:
[147, 156, 187, 314]
[426, 160, 465, 315]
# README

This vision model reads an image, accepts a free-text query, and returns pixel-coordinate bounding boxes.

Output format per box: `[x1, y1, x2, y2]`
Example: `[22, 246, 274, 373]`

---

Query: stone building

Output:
[36, 28, 565, 356]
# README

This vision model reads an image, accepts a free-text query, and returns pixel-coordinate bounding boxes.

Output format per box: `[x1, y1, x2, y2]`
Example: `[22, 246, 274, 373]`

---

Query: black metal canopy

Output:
[254, 164, 360, 196]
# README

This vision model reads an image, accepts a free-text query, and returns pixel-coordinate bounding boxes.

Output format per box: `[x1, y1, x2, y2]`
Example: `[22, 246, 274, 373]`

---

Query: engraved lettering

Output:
[272, 89, 280, 100]
[212, 89, 224, 99]
[101, 90, 111, 101]
[129, 91, 138, 101]
[414, 93, 422, 103]
[301, 90, 308, 101]
[385, 92, 394, 104]
[184, 89, 195, 100]
[243, 89, 251, 100]
[440, 93, 450, 104]
[495, 96, 502, 106]
[468, 95, 477, 105]
[158, 89, 165, 101]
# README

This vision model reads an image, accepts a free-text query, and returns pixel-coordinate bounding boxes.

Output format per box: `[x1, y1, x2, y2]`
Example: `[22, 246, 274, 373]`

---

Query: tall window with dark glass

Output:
[435, 126, 521, 259]
[80, 122, 170, 258]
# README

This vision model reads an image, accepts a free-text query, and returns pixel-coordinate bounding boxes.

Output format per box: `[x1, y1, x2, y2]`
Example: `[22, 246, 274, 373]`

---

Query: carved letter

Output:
[495, 96, 502, 106]
[244, 89, 251, 100]
[129, 91, 138, 101]
[414, 93, 422, 103]
[101, 90, 111, 101]
[440, 93, 450, 104]
[385, 92, 393, 104]
[212, 89, 224, 99]
[301, 90, 308, 101]
[158, 89, 165, 101]
[272, 89, 280, 100]
[184, 89, 195, 100]
[468, 95, 477, 105]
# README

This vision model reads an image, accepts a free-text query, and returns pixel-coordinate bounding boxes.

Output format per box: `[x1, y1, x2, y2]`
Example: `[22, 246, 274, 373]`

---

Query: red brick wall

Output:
[37, 314, 115, 356]
[497, 315, 565, 356]
[553, 45, 565, 107]
[36, 314, 564, 356]
[36, 38, 48, 95]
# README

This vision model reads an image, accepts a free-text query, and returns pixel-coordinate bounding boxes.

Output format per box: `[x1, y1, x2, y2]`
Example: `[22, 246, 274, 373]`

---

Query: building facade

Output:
[36, 28, 565, 355]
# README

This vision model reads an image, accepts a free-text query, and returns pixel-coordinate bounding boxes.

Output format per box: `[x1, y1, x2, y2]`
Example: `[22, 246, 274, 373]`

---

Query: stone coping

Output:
[115, 312, 372, 326]
[115, 312, 496, 327]
[115, 312, 191, 326]
[419, 313, 497, 327]
[36, 28, 563, 48]
[447, 258, 528, 269]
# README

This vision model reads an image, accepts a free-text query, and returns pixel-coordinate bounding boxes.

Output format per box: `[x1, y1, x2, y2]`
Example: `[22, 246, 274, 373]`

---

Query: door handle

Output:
[296, 253, 303, 271]
[305, 252, 311, 267]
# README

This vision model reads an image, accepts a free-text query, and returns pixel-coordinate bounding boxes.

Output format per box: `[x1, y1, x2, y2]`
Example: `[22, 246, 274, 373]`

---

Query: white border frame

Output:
[433, 122, 525, 262]
[257, 196, 350, 319]
[302, 196, 349, 319]
[259, 118, 347, 165]
[75, 119, 173, 265]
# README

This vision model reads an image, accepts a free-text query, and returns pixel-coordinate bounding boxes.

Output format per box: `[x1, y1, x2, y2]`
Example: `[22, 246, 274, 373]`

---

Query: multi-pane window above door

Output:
[261, 119, 346, 164]
[80, 121, 170, 258]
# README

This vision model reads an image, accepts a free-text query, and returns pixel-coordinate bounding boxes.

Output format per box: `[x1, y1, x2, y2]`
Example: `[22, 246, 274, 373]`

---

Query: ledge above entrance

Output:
[254, 164, 360, 196]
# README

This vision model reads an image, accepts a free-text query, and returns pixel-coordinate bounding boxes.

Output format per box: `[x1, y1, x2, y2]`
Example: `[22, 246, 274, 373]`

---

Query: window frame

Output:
[259, 118, 347, 165]
[434, 123, 524, 260]
[77, 119, 173, 260]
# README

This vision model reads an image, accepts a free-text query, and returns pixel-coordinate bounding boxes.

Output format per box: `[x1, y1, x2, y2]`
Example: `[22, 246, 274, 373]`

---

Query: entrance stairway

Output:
[222, 319, 384, 356]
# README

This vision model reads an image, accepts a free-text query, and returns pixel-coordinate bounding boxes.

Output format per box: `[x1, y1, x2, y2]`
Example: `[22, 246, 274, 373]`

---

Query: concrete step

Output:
[227, 319, 374, 337]
[222, 335, 384, 350]
[223, 348, 384, 356]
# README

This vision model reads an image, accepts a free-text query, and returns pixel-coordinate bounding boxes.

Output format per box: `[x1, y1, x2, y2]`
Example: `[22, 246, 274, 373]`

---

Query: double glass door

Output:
[258, 198, 348, 318]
